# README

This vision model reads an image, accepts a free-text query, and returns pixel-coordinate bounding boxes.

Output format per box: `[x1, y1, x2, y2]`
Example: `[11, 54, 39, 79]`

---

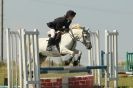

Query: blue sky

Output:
[1, 0, 133, 65]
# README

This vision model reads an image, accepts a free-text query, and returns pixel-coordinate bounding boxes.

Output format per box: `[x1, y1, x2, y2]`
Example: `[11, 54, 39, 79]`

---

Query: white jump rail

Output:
[105, 30, 118, 88]
[6, 29, 40, 88]
[88, 30, 101, 86]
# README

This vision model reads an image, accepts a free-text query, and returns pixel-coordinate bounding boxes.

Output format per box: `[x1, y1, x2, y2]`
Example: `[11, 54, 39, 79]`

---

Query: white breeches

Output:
[47, 29, 55, 38]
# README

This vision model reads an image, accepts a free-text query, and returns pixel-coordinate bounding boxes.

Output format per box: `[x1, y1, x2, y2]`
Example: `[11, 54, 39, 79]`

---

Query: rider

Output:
[46, 10, 76, 51]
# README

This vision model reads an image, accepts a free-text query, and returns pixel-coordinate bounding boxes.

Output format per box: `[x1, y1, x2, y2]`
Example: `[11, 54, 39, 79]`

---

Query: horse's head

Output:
[70, 24, 92, 49]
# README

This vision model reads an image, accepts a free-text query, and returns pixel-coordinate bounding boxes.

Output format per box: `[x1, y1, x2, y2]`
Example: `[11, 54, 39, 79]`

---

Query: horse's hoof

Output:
[73, 61, 79, 66]
[64, 61, 70, 65]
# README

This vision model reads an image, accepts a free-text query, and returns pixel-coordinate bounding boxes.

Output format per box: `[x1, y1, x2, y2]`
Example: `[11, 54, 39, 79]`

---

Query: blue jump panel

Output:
[40, 66, 107, 73]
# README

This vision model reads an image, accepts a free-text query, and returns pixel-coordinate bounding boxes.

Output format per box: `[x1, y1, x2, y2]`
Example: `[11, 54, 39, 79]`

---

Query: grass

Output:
[0, 62, 133, 88]
[118, 76, 133, 88]
[0, 62, 7, 85]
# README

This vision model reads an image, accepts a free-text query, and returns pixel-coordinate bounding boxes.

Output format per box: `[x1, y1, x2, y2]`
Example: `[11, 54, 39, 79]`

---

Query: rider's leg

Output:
[47, 29, 55, 51]
[55, 32, 61, 52]
[56, 44, 60, 53]
[47, 38, 54, 51]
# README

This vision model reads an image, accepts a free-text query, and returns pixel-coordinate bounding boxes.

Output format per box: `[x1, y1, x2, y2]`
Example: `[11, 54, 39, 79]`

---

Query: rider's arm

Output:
[54, 18, 64, 31]
[64, 20, 71, 32]
[54, 17, 71, 32]
[47, 22, 55, 29]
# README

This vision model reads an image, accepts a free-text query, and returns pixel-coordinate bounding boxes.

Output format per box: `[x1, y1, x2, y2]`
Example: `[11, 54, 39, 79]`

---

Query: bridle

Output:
[68, 28, 89, 47]
[81, 30, 90, 47]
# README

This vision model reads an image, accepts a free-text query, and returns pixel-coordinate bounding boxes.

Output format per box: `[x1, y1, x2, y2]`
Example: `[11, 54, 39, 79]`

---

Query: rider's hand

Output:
[65, 28, 70, 32]
[61, 32, 65, 35]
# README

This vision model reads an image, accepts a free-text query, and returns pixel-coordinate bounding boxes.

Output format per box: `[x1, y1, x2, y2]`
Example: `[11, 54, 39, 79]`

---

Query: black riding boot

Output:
[46, 38, 54, 51]
[55, 32, 61, 52]
[56, 44, 60, 53]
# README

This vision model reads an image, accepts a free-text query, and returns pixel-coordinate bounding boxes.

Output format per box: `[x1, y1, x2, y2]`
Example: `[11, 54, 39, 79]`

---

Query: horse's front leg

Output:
[72, 50, 82, 66]
[60, 48, 75, 65]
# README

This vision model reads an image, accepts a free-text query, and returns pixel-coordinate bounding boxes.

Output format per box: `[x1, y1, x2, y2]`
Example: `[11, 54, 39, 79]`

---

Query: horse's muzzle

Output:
[86, 42, 92, 49]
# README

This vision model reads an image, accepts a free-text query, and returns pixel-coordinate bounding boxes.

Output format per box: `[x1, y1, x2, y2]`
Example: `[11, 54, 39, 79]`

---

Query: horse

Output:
[38, 24, 92, 66]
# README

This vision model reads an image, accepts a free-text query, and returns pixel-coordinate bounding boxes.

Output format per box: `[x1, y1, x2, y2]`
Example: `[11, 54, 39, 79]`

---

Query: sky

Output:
[1, 0, 133, 65]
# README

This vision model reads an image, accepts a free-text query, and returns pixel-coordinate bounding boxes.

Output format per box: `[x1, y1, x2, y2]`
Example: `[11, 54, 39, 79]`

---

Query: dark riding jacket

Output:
[47, 16, 71, 32]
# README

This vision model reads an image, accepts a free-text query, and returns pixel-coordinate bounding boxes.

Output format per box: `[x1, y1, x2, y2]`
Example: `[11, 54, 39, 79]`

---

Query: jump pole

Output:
[88, 30, 101, 86]
[6, 29, 40, 88]
[105, 30, 118, 88]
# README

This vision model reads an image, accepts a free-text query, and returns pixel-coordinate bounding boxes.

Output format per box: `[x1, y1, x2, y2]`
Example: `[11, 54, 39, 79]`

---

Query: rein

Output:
[69, 29, 77, 41]
[68, 29, 87, 49]
[68, 29, 76, 50]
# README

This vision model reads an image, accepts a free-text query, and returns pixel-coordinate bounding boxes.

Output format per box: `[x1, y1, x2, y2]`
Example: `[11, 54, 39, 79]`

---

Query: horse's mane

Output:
[70, 24, 84, 30]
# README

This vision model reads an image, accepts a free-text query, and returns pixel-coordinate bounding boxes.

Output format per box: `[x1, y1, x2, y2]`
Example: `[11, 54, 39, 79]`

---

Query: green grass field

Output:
[0, 63, 133, 88]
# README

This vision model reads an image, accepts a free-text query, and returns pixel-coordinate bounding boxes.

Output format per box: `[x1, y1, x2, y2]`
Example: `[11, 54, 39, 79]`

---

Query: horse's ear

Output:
[82, 27, 85, 30]
[82, 27, 86, 31]
[87, 28, 90, 31]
